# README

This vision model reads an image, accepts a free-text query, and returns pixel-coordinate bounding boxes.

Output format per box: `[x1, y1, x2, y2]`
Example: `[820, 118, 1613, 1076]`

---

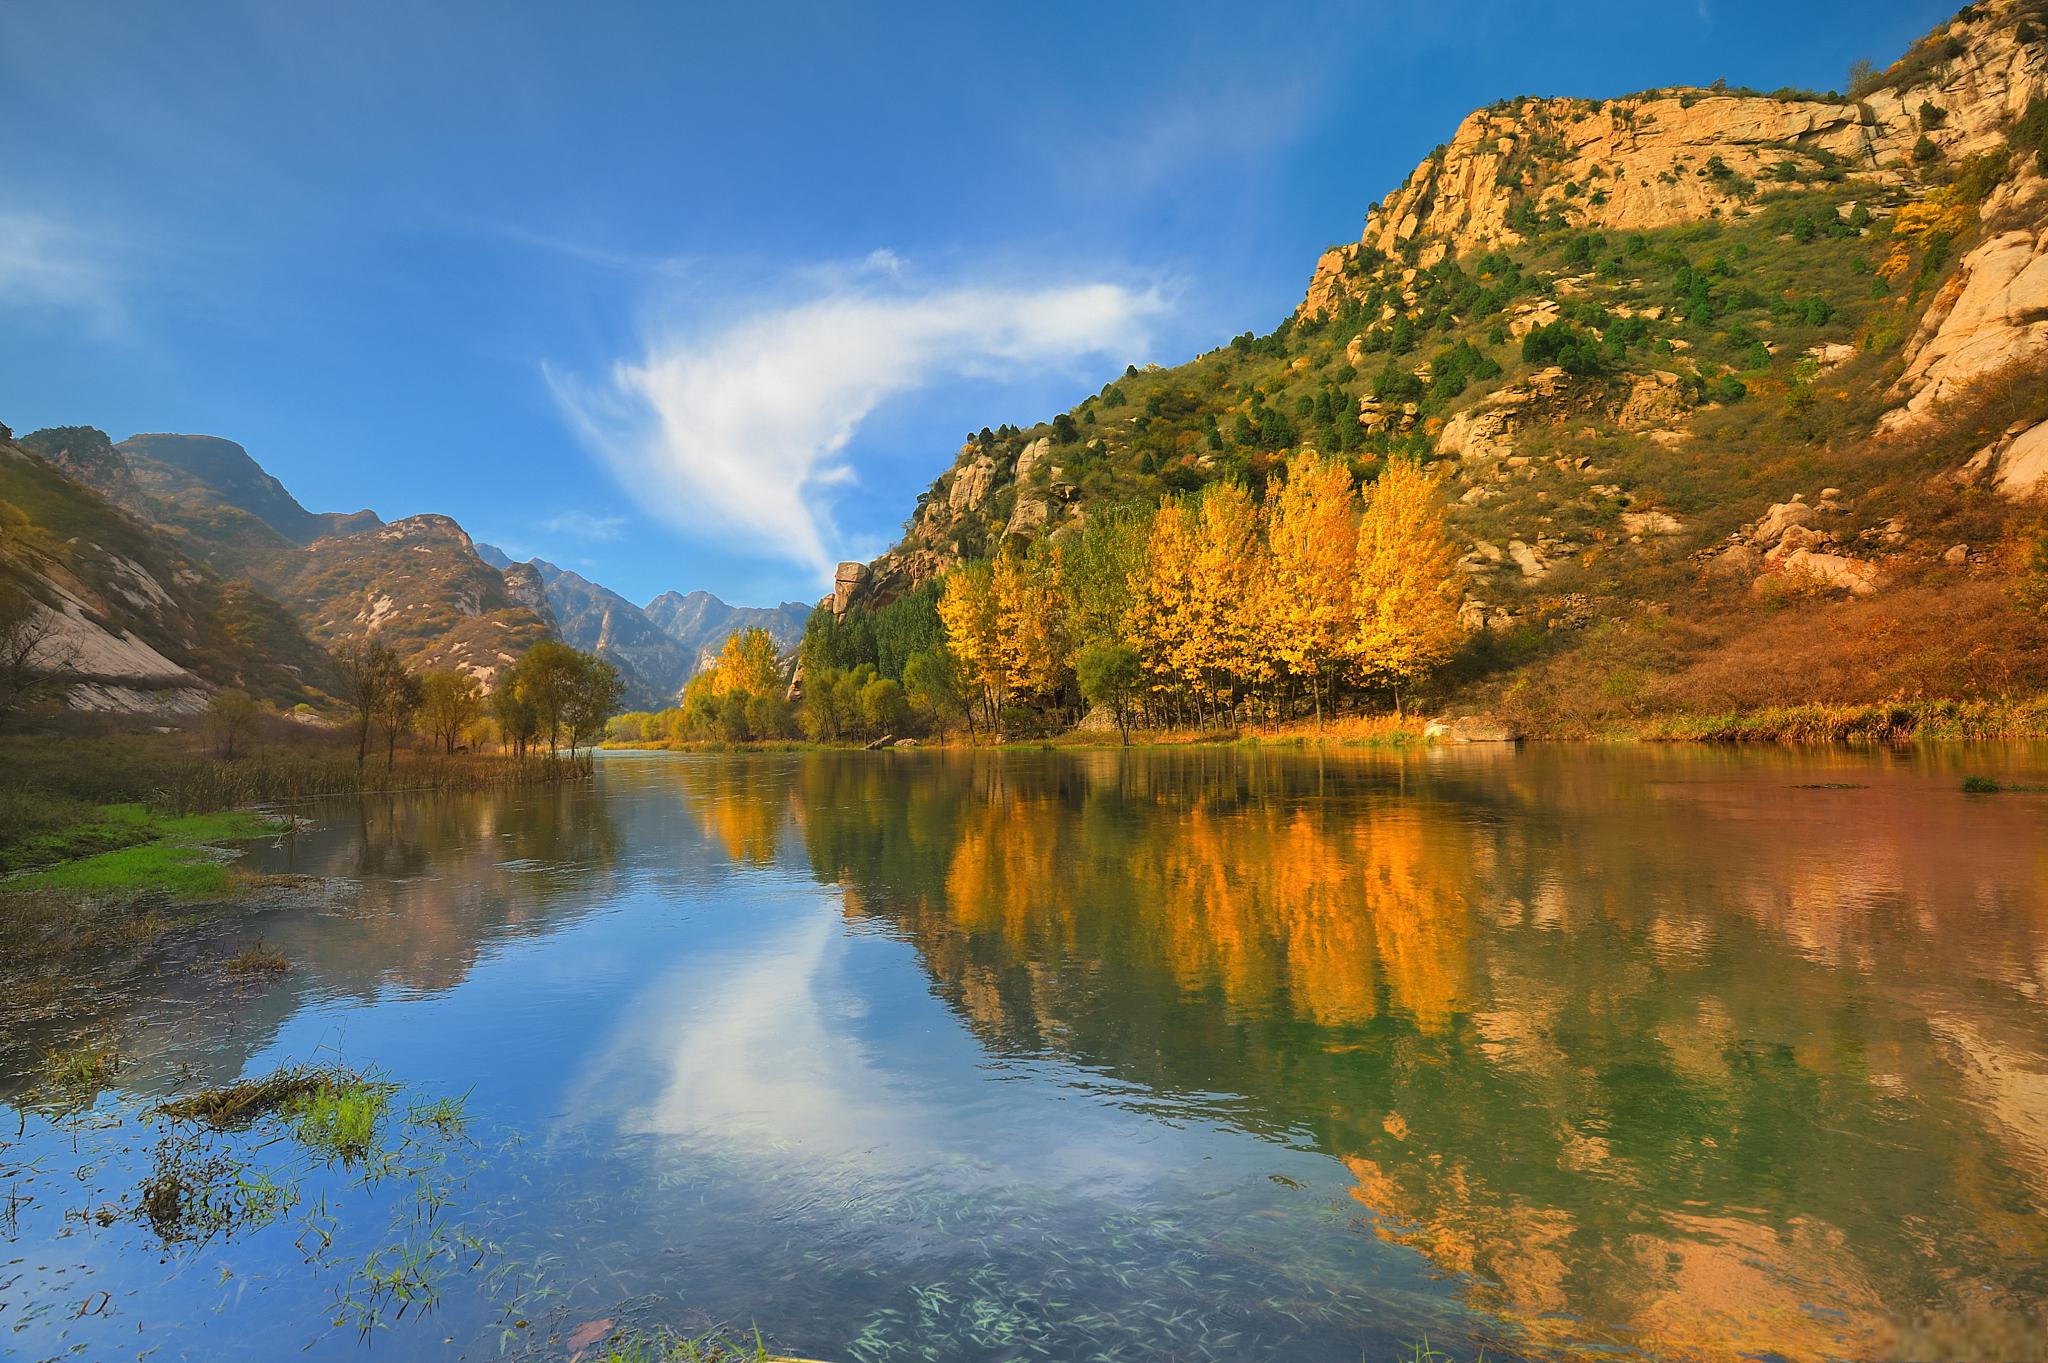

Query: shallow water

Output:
[5, 744, 2048, 1361]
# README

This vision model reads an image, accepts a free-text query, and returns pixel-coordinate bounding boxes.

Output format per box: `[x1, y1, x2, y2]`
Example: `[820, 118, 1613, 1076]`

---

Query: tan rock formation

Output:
[1884, 228, 2048, 429]
[1301, 1, 2045, 321]
[1013, 436, 1052, 483]
[831, 560, 868, 617]
[947, 454, 997, 512]
[1962, 416, 2048, 497]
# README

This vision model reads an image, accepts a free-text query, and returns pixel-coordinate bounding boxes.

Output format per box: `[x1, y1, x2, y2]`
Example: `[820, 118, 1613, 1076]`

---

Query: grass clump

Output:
[1961, 774, 2047, 793]
[586, 1327, 776, 1363]
[39, 1035, 120, 1096]
[287, 1078, 393, 1163]
[224, 939, 291, 975]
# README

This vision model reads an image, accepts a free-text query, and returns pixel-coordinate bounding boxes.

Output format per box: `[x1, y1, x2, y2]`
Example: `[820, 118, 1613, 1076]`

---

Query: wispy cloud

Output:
[548, 266, 1162, 580]
[540, 509, 627, 540]
[0, 211, 123, 334]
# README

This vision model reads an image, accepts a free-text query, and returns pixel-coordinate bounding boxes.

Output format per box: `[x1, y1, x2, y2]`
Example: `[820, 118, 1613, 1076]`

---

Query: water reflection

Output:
[8, 747, 2047, 1362]
[674, 746, 2048, 1360]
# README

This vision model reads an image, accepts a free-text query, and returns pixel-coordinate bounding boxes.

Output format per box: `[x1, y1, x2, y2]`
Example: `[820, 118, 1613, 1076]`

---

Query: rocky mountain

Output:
[273, 515, 554, 685]
[477, 545, 695, 708]
[26, 426, 558, 689]
[0, 427, 338, 715]
[477, 542, 810, 706]
[642, 589, 811, 674]
[116, 433, 381, 545]
[842, 0, 2048, 732]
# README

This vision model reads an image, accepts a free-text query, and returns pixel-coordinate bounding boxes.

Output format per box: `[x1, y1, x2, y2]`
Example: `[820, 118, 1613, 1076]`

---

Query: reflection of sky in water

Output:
[6, 745, 2048, 1362]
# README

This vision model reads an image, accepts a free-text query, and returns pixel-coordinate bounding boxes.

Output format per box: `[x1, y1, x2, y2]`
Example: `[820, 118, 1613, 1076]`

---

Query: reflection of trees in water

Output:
[765, 747, 2048, 1362]
[264, 782, 627, 997]
[1, 782, 629, 1104]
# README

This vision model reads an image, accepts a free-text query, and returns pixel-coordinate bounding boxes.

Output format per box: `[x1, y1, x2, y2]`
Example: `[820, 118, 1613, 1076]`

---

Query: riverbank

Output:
[602, 693, 2048, 753]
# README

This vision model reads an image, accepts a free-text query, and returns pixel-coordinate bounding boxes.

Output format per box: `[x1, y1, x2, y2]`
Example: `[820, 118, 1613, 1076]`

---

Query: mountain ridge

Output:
[824, 0, 2048, 733]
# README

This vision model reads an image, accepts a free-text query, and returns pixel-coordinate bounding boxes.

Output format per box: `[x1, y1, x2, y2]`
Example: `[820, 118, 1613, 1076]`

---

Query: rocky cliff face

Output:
[0, 435, 338, 715]
[516, 557, 696, 708]
[839, 0, 2048, 727]
[1300, 2, 2048, 319]
[282, 514, 554, 685]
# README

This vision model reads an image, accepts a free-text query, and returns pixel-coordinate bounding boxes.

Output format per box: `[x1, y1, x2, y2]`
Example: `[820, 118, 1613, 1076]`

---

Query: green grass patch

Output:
[1962, 775, 2048, 793]
[5, 803, 283, 899]
[15, 842, 235, 898]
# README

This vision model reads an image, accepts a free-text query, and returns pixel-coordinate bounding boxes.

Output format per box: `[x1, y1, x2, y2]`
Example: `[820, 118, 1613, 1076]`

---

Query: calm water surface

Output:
[4, 745, 2048, 1362]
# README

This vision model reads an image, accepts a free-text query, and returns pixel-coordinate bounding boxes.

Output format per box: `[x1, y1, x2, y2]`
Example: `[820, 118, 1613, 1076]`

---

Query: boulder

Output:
[1751, 498, 1818, 546]
[1425, 716, 1521, 744]
[1507, 539, 1549, 580]
[1616, 371, 1690, 430]
[1004, 495, 1051, 540]
[1707, 543, 1761, 579]
[1620, 509, 1684, 537]
[1960, 417, 2048, 500]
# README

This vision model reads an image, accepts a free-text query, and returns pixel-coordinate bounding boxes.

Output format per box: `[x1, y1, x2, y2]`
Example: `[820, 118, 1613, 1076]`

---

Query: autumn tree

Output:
[1264, 451, 1358, 718]
[1187, 482, 1270, 716]
[937, 561, 1004, 729]
[711, 626, 784, 698]
[493, 675, 540, 757]
[1348, 457, 1465, 708]
[374, 665, 424, 769]
[567, 653, 625, 751]
[420, 668, 484, 754]
[334, 638, 406, 766]
[1127, 497, 1200, 717]
[992, 540, 1073, 708]
[203, 688, 260, 759]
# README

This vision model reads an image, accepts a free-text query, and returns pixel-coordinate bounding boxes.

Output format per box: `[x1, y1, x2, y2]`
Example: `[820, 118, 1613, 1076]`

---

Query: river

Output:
[4, 744, 2047, 1361]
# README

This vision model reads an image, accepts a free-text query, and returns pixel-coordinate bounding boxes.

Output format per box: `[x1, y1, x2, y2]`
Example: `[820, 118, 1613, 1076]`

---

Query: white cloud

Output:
[548, 270, 1162, 580]
[540, 509, 627, 540]
[0, 212, 122, 333]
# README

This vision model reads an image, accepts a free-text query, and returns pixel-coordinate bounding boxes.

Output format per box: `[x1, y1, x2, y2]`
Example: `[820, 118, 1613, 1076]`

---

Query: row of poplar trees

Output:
[935, 453, 1464, 730]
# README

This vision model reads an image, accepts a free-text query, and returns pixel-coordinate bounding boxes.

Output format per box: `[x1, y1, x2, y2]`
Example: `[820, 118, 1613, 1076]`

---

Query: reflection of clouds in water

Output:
[620, 903, 924, 1165]
[577, 887, 1236, 1197]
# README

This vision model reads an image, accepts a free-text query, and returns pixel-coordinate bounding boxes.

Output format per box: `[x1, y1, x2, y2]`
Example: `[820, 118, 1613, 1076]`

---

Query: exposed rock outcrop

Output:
[1303, 2, 2047, 320]
[1962, 416, 2048, 497]
[1884, 226, 2048, 429]
[1711, 492, 1888, 596]
[947, 453, 998, 512]
[832, 561, 869, 618]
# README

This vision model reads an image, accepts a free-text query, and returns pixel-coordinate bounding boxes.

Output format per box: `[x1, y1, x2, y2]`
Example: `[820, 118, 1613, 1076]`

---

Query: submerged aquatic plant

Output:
[585, 1326, 775, 1363]
[224, 939, 291, 975]
[137, 1135, 297, 1246]
[38, 1035, 120, 1095]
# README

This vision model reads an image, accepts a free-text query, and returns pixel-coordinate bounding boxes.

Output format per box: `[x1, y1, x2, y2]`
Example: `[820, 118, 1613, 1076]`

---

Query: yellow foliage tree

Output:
[1189, 482, 1270, 710]
[711, 625, 783, 698]
[1263, 451, 1357, 717]
[1348, 457, 1464, 706]
[937, 560, 1005, 720]
[1127, 498, 1200, 709]
[992, 540, 1073, 704]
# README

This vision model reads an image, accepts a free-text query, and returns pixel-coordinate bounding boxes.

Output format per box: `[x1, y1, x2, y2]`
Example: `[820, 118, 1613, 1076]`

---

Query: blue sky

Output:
[0, 0, 1949, 607]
